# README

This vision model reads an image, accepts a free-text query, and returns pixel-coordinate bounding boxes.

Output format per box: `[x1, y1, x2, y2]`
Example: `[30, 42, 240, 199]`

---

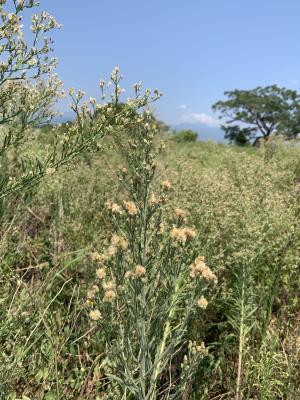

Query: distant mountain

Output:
[52, 111, 75, 124]
[173, 123, 226, 143]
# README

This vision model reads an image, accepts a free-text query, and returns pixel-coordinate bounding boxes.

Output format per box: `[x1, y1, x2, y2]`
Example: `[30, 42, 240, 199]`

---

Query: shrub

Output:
[172, 129, 198, 143]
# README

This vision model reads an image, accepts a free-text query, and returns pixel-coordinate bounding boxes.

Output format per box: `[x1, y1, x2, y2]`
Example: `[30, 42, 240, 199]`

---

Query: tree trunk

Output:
[253, 134, 270, 147]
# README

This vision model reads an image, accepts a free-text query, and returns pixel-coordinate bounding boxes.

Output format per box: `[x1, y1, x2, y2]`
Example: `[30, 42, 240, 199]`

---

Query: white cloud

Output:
[179, 104, 187, 109]
[181, 112, 218, 126]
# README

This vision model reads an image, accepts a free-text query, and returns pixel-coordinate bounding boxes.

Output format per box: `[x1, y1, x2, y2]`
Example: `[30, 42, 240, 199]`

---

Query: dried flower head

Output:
[197, 296, 208, 309]
[87, 290, 95, 300]
[170, 227, 196, 244]
[175, 208, 187, 220]
[90, 252, 105, 264]
[89, 309, 102, 321]
[195, 255, 205, 266]
[102, 280, 116, 291]
[106, 200, 123, 215]
[149, 193, 160, 206]
[124, 200, 138, 216]
[87, 285, 99, 299]
[96, 268, 106, 279]
[120, 166, 127, 174]
[111, 203, 122, 214]
[182, 228, 196, 241]
[189, 256, 217, 283]
[201, 267, 217, 283]
[109, 234, 128, 256]
[104, 289, 117, 302]
[161, 180, 171, 190]
[134, 265, 146, 277]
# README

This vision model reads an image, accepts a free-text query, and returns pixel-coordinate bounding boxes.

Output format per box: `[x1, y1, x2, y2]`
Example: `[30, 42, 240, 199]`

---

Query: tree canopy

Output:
[213, 85, 300, 145]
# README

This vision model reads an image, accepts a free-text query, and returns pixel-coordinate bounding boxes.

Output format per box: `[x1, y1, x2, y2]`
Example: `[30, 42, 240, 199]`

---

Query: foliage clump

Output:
[172, 129, 198, 143]
[213, 85, 300, 145]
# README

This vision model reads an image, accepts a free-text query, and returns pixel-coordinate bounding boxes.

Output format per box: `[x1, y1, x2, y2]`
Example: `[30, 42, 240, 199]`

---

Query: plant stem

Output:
[148, 276, 182, 400]
[235, 278, 245, 400]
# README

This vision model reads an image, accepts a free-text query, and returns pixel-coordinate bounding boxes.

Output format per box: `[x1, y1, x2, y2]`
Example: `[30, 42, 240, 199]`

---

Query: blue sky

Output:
[41, 0, 300, 128]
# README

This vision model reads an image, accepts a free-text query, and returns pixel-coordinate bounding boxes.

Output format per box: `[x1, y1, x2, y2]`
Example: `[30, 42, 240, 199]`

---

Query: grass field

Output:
[1, 134, 300, 399]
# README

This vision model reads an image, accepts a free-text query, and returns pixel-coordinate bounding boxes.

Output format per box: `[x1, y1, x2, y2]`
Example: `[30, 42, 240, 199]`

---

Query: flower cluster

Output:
[102, 280, 117, 302]
[106, 200, 123, 215]
[123, 200, 138, 216]
[108, 234, 128, 256]
[170, 226, 196, 244]
[189, 256, 217, 283]
[124, 265, 146, 279]
[188, 340, 208, 356]
[90, 251, 106, 264]
[149, 192, 160, 206]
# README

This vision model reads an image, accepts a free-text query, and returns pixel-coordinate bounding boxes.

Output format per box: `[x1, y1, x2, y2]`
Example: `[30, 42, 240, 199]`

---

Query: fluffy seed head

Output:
[96, 268, 106, 279]
[111, 203, 122, 214]
[170, 227, 196, 244]
[124, 201, 138, 216]
[104, 289, 117, 302]
[202, 267, 217, 283]
[189, 256, 217, 283]
[109, 234, 128, 256]
[102, 280, 116, 291]
[90, 252, 105, 264]
[134, 265, 146, 277]
[106, 200, 123, 215]
[89, 309, 102, 321]
[197, 296, 208, 309]
[161, 180, 171, 190]
[87, 285, 99, 299]
[175, 208, 187, 220]
[149, 193, 159, 206]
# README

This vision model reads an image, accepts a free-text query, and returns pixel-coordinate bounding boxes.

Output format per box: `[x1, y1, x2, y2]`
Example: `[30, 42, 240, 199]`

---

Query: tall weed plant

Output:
[86, 113, 217, 399]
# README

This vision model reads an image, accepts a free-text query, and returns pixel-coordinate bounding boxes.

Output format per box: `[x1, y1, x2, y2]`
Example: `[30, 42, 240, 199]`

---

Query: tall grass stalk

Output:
[228, 265, 257, 400]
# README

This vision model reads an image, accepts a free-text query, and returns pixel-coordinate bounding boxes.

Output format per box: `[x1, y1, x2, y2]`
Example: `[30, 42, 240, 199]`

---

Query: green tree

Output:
[173, 129, 198, 142]
[213, 85, 300, 145]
